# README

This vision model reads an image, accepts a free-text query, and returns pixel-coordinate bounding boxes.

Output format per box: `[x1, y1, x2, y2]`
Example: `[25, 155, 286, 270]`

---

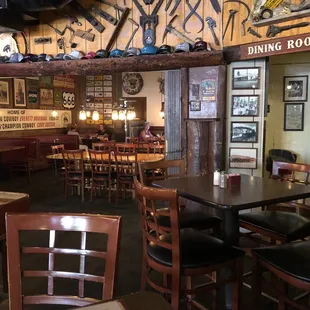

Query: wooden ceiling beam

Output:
[0, 51, 224, 77]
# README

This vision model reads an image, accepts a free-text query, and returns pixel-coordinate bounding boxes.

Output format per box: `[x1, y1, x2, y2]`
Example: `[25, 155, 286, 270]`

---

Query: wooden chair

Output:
[134, 141, 150, 153]
[115, 143, 136, 153]
[138, 160, 222, 233]
[151, 142, 165, 154]
[115, 150, 137, 203]
[252, 240, 310, 310]
[10, 141, 36, 182]
[134, 178, 244, 310]
[0, 193, 29, 293]
[239, 161, 310, 246]
[62, 150, 86, 203]
[51, 144, 65, 177]
[92, 141, 116, 152]
[5, 212, 121, 309]
[89, 150, 116, 203]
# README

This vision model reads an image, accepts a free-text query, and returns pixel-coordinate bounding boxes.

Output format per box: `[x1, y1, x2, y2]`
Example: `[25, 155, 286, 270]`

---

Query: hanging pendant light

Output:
[86, 111, 91, 118]
[79, 110, 86, 120]
[92, 110, 100, 121]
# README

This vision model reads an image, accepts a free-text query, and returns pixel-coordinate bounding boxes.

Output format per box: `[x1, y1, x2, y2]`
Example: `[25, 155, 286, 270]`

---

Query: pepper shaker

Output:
[220, 171, 228, 188]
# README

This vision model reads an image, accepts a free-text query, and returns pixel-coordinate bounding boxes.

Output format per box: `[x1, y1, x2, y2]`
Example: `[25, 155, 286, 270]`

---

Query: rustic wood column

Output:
[164, 70, 181, 161]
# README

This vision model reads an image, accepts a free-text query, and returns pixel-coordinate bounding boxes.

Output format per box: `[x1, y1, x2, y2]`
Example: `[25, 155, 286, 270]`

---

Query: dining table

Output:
[153, 174, 310, 309]
[46, 152, 164, 163]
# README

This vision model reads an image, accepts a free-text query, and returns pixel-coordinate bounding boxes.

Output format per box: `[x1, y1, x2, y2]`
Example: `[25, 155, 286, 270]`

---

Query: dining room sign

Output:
[240, 33, 310, 59]
[0, 109, 71, 131]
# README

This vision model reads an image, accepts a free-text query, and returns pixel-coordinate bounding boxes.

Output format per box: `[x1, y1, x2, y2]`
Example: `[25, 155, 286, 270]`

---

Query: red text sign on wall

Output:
[240, 33, 310, 59]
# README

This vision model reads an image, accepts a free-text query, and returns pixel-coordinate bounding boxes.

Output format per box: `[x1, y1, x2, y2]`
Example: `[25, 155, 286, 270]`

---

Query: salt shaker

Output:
[220, 172, 228, 188]
[213, 170, 220, 186]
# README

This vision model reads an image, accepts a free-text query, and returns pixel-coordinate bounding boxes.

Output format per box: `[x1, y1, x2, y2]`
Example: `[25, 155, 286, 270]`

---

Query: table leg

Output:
[221, 209, 240, 310]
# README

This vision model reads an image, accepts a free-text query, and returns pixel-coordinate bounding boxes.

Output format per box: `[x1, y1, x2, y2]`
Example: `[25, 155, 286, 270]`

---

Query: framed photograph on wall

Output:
[0, 79, 10, 105]
[232, 68, 260, 89]
[284, 102, 304, 131]
[14, 78, 26, 107]
[231, 95, 259, 116]
[40, 88, 53, 105]
[283, 76, 308, 102]
[229, 148, 258, 169]
[231, 122, 258, 143]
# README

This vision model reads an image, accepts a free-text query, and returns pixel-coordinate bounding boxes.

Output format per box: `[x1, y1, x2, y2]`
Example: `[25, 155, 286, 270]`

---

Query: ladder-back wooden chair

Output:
[138, 160, 222, 234]
[51, 144, 65, 177]
[115, 143, 136, 153]
[133, 141, 150, 153]
[134, 178, 244, 310]
[6, 212, 121, 310]
[92, 141, 116, 152]
[114, 149, 137, 203]
[89, 150, 116, 203]
[62, 150, 86, 202]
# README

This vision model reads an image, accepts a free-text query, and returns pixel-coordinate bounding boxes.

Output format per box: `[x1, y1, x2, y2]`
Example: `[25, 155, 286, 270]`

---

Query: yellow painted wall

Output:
[21, 0, 222, 56]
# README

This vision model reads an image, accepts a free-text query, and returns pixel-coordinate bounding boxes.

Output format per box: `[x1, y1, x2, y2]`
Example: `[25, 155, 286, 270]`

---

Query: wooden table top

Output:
[46, 152, 164, 163]
[0, 146, 25, 153]
[76, 292, 172, 310]
[153, 174, 310, 211]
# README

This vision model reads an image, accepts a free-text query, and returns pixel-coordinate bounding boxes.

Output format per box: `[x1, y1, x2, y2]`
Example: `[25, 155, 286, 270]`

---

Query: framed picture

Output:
[40, 88, 53, 105]
[283, 76, 308, 102]
[232, 67, 260, 89]
[231, 95, 259, 116]
[231, 122, 258, 143]
[14, 78, 26, 107]
[229, 148, 258, 169]
[0, 80, 10, 105]
[190, 100, 201, 111]
[284, 102, 304, 131]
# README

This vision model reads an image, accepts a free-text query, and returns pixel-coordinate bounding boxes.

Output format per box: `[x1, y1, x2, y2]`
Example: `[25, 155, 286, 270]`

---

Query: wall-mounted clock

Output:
[122, 73, 143, 95]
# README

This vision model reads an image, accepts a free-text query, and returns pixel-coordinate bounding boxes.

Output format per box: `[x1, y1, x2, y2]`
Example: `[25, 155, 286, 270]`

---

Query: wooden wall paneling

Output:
[116, 0, 133, 50]
[222, 0, 310, 47]
[41, 23, 58, 56]
[203, 0, 222, 49]
[132, 0, 143, 47]
[28, 25, 43, 54]
[165, 1, 185, 47]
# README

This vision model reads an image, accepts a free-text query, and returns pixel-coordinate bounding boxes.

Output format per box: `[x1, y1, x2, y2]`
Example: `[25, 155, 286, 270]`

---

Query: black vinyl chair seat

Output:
[148, 228, 244, 269]
[155, 207, 222, 230]
[252, 240, 310, 283]
[239, 211, 310, 241]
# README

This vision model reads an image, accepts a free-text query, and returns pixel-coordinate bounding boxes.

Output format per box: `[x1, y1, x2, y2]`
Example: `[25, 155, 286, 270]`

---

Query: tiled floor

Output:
[0, 169, 280, 309]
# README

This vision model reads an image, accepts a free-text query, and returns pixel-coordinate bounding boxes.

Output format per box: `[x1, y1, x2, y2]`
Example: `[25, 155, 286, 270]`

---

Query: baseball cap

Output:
[0, 56, 9, 63]
[109, 49, 123, 58]
[157, 44, 174, 54]
[64, 50, 85, 60]
[38, 53, 54, 61]
[51, 53, 65, 61]
[122, 47, 141, 57]
[193, 39, 211, 52]
[94, 49, 108, 58]
[6, 53, 23, 63]
[21, 53, 39, 63]
[175, 42, 192, 53]
[141, 45, 158, 55]
[81, 51, 96, 59]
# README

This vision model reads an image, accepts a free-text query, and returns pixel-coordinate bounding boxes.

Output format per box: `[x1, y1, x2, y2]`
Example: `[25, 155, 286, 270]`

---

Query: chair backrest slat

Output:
[93, 141, 115, 152]
[89, 150, 112, 176]
[6, 212, 121, 309]
[62, 149, 84, 175]
[51, 144, 65, 155]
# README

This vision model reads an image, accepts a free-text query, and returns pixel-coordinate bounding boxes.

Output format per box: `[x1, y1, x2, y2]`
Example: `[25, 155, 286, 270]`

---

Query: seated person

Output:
[97, 123, 112, 140]
[139, 122, 156, 141]
[67, 123, 88, 150]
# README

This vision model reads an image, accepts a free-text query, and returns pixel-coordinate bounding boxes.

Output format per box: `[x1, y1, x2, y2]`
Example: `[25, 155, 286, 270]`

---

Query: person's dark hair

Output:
[69, 123, 77, 130]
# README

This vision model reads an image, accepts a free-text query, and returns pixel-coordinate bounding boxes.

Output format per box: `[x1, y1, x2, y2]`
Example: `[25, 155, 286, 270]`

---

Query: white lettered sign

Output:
[0, 109, 71, 131]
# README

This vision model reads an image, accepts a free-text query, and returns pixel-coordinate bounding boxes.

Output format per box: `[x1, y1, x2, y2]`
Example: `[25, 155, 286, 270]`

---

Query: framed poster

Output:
[14, 78, 26, 107]
[284, 102, 304, 131]
[283, 76, 308, 102]
[231, 95, 259, 116]
[231, 122, 258, 143]
[40, 88, 53, 105]
[0, 79, 10, 105]
[229, 148, 258, 169]
[190, 100, 201, 111]
[232, 67, 260, 90]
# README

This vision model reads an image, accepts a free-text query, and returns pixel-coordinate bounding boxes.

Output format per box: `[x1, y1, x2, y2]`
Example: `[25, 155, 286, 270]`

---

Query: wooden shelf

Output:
[252, 9, 310, 27]
[0, 51, 224, 77]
